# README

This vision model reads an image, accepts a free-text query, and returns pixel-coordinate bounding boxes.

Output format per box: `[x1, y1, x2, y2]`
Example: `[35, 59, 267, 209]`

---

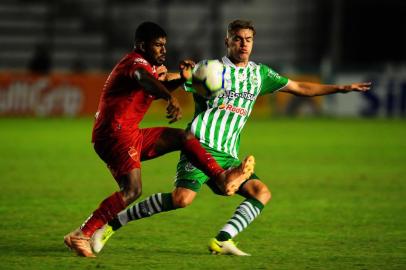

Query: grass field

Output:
[0, 117, 405, 270]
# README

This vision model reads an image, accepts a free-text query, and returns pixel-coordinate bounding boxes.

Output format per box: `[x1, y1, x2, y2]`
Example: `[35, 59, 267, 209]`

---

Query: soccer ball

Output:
[192, 60, 225, 98]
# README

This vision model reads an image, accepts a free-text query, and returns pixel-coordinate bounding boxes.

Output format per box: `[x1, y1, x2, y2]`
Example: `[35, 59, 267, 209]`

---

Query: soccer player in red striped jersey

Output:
[63, 22, 254, 258]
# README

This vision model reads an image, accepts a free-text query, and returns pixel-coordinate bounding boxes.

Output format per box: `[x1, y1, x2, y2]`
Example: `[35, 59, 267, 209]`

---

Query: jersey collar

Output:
[222, 56, 252, 68]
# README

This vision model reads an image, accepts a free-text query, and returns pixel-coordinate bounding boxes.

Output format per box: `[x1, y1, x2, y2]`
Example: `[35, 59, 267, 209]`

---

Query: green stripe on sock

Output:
[216, 231, 231, 241]
[246, 198, 264, 211]
[161, 193, 174, 211]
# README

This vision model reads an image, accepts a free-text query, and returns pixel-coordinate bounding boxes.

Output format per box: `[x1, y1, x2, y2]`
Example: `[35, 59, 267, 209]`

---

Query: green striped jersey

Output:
[184, 56, 288, 158]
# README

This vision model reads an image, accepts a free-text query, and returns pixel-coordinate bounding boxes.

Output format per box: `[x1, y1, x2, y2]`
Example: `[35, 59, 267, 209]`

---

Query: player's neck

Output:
[227, 55, 249, 67]
[133, 49, 154, 66]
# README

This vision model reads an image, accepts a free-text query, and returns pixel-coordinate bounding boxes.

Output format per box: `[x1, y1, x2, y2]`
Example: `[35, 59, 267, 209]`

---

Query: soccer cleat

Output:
[221, 155, 256, 195]
[208, 238, 250, 256]
[64, 229, 96, 257]
[91, 224, 115, 253]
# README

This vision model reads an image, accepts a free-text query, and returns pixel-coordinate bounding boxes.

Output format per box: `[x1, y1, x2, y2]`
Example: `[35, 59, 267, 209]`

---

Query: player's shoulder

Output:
[127, 51, 150, 66]
[255, 62, 271, 70]
[256, 63, 283, 78]
[248, 60, 260, 68]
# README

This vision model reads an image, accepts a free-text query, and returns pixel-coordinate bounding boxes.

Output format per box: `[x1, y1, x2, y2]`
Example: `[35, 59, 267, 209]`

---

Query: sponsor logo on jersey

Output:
[218, 90, 255, 101]
[267, 69, 281, 80]
[218, 104, 247, 116]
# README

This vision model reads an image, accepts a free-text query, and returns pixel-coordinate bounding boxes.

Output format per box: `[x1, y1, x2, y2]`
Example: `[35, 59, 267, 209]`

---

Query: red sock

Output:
[80, 192, 126, 237]
[182, 137, 224, 178]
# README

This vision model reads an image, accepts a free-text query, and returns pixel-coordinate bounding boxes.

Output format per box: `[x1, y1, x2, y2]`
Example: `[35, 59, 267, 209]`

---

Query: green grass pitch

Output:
[0, 117, 405, 270]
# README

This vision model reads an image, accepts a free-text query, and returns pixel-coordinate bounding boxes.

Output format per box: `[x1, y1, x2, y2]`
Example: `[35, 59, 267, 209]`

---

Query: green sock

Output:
[113, 193, 174, 229]
[216, 198, 264, 240]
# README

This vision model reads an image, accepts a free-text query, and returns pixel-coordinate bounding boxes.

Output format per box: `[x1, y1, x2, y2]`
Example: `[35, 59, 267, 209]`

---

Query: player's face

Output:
[146, 37, 167, 65]
[226, 28, 254, 66]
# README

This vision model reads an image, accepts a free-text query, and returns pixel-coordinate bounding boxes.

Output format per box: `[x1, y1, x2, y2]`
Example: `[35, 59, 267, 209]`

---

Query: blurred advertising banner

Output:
[0, 72, 199, 118]
[0, 73, 325, 118]
[0, 73, 106, 117]
[324, 67, 406, 117]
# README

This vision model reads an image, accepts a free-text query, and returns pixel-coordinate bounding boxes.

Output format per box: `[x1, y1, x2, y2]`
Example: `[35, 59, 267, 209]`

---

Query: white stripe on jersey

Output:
[229, 67, 250, 157]
[216, 109, 231, 151]
[208, 97, 222, 148]
[223, 65, 242, 156]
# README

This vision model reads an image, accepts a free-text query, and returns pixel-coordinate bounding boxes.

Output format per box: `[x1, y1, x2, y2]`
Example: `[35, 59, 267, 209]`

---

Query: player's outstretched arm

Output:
[280, 80, 371, 97]
[158, 60, 195, 92]
[133, 68, 182, 123]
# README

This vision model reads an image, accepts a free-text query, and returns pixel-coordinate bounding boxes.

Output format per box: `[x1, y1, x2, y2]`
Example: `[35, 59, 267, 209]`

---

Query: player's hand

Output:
[179, 59, 195, 82]
[343, 82, 372, 93]
[166, 96, 182, 123]
[157, 65, 168, 81]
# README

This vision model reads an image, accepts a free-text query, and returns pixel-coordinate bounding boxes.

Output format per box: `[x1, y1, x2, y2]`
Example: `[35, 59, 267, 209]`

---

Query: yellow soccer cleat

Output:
[91, 224, 115, 253]
[208, 238, 250, 256]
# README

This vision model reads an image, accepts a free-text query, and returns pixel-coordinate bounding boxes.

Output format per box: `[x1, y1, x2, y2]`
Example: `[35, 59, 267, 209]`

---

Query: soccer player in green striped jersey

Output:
[91, 20, 371, 256]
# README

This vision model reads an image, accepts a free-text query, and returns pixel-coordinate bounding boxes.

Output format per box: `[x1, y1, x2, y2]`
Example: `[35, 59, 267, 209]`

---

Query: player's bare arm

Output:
[280, 80, 371, 97]
[133, 67, 182, 123]
[160, 60, 196, 92]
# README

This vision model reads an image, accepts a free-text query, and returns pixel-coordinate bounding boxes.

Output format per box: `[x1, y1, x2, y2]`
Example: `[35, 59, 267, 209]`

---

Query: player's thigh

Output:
[140, 127, 186, 161]
[175, 153, 209, 192]
[93, 134, 142, 183]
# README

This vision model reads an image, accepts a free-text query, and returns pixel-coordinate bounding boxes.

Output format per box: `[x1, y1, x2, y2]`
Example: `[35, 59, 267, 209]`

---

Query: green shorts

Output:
[174, 150, 259, 194]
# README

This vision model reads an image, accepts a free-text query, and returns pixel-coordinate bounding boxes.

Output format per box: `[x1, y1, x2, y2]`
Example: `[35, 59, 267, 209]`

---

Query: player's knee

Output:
[122, 187, 142, 205]
[246, 181, 271, 205]
[172, 195, 193, 208]
[258, 185, 271, 205]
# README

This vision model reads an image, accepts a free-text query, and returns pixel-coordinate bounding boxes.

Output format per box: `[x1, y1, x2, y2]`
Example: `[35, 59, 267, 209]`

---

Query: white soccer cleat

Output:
[91, 224, 115, 253]
[208, 238, 250, 256]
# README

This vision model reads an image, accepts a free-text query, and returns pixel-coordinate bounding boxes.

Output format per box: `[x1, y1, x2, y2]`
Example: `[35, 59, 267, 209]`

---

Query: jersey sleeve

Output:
[259, 64, 288, 95]
[125, 57, 154, 79]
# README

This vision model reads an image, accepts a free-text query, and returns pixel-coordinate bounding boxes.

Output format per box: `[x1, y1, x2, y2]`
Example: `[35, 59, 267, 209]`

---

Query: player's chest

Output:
[223, 70, 261, 93]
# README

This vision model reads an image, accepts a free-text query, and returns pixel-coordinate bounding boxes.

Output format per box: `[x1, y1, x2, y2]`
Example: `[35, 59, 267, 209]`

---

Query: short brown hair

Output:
[227, 20, 256, 36]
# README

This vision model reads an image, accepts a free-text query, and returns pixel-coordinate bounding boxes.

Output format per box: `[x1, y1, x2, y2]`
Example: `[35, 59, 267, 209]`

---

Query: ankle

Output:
[216, 231, 232, 241]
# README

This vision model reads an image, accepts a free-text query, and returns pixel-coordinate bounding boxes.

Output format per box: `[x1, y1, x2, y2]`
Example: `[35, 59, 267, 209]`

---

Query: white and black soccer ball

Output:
[192, 60, 225, 98]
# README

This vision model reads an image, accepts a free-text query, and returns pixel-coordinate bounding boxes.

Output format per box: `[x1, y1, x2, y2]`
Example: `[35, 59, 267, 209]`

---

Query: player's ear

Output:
[224, 37, 229, 48]
[139, 41, 146, 53]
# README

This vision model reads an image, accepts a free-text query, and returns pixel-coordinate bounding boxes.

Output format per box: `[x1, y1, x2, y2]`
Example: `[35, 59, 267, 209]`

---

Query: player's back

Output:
[92, 52, 157, 140]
